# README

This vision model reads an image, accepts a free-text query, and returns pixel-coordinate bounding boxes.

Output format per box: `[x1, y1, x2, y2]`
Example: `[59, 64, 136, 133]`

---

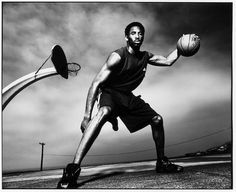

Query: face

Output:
[126, 26, 144, 49]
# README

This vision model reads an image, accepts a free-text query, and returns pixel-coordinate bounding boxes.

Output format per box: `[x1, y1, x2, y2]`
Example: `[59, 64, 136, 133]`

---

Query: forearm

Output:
[166, 49, 180, 66]
[84, 82, 99, 120]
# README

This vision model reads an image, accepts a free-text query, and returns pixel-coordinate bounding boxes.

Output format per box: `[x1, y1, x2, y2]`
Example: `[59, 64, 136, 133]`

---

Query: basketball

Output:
[177, 34, 200, 57]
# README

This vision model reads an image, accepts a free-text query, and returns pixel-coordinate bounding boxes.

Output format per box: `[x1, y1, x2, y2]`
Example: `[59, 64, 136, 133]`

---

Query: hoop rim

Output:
[67, 62, 81, 72]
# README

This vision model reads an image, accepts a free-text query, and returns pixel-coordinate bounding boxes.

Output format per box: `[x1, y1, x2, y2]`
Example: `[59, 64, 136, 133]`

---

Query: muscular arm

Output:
[84, 52, 121, 120]
[148, 49, 180, 66]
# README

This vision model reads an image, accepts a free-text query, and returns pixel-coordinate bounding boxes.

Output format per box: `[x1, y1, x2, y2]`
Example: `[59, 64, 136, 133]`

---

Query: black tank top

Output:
[104, 47, 149, 92]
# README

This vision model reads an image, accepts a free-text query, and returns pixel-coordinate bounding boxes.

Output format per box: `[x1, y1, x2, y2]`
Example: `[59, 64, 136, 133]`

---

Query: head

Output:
[125, 22, 145, 50]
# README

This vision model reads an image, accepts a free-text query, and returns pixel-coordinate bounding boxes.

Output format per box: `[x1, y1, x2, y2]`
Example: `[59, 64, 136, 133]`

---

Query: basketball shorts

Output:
[99, 88, 158, 133]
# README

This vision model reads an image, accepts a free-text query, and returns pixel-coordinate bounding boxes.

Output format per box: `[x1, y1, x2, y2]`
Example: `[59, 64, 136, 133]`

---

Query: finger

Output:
[80, 126, 85, 133]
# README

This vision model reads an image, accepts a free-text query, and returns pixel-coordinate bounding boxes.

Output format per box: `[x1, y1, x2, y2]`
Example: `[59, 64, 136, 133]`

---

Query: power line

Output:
[166, 126, 231, 148]
[45, 127, 231, 157]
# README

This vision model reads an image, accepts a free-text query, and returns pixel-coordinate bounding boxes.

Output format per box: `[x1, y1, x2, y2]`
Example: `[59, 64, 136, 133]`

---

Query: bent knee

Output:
[151, 115, 163, 125]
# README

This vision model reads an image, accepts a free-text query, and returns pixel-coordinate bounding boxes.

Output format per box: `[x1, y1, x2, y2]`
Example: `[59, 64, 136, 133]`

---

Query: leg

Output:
[73, 106, 112, 165]
[150, 115, 165, 163]
[150, 115, 183, 173]
[57, 106, 112, 188]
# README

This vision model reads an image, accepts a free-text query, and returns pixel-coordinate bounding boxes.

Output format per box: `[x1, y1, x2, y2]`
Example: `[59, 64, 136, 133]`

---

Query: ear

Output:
[125, 36, 128, 42]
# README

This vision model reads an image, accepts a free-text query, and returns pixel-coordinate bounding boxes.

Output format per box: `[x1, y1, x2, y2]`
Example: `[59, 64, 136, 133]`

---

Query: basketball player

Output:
[57, 22, 184, 189]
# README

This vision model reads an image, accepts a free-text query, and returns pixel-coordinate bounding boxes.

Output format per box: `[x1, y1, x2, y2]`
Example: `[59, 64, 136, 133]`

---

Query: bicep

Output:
[93, 65, 112, 86]
[149, 55, 167, 64]
[148, 52, 169, 66]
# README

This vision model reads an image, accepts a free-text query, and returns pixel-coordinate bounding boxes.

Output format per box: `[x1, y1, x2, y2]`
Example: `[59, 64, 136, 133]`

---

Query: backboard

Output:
[51, 45, 68, 79]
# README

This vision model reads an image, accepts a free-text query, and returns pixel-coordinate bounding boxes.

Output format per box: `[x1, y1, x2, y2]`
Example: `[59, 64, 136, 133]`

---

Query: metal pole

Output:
[39, 142, 45, 171]
[2, 68, 57, 111]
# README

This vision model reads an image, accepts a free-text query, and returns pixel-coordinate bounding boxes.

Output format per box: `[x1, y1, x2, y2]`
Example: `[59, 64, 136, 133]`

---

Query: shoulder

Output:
[114, 47, 126, 57]
[106, 51, 122, 70]
[138, 50, 152, 62]
[139, 50, 151, 59]
[146, 51, 154, 58]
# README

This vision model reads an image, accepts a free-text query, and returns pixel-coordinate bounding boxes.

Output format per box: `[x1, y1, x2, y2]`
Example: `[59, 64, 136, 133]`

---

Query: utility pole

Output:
[39, 142, 45, 171]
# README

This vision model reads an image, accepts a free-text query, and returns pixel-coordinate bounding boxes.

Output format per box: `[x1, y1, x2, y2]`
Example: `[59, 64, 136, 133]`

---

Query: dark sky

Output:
[2, 2, 232, 172]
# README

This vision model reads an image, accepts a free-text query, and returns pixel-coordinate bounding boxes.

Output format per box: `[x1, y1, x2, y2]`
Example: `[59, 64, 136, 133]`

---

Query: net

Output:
[67, 62, 81, 77]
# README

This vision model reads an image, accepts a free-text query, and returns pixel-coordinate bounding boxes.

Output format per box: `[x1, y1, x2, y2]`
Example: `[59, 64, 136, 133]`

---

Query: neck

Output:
[126, 45, 140, 54]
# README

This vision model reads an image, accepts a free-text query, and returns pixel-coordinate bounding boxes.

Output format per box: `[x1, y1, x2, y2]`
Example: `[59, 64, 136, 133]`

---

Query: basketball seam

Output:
[187, 34, 191, 54]
[192, 42, 200, 53]
[180, 36, 186, 56]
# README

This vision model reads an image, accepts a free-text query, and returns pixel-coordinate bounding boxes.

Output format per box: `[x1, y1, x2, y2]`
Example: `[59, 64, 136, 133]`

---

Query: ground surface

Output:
[2, 154, 232, 189]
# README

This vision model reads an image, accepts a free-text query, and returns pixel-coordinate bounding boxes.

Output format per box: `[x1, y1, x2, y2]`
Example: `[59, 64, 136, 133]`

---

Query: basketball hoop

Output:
[3, 45, 81, 111]
[35, 45, 81, 79]
[68, 62, 81, 77]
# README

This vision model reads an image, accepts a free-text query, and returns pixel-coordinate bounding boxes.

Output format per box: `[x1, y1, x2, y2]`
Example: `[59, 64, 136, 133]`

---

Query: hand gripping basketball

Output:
[177, 34, 200, 57]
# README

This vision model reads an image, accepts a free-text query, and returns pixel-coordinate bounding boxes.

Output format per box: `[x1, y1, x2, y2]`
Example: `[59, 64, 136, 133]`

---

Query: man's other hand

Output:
[80, 117, 90, 133]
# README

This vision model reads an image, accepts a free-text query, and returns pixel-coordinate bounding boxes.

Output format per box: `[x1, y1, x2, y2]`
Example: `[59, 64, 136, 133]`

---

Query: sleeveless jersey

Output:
[104, 47, 149, 92]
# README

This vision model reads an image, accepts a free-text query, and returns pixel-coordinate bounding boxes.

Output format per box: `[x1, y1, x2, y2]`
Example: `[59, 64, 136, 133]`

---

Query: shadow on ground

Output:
[76, 171, 126, 188]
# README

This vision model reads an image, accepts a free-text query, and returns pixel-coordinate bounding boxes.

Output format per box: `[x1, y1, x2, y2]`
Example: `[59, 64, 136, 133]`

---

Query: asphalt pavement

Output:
[2, 154, 232, 189]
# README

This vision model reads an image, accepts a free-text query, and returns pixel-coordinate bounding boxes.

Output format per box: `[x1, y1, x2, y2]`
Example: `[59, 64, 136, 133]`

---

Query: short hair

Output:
[124, 22, 145, 36]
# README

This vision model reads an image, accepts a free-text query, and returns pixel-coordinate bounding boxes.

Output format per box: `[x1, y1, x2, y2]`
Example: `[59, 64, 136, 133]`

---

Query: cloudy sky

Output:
[2, 2, 232, 172]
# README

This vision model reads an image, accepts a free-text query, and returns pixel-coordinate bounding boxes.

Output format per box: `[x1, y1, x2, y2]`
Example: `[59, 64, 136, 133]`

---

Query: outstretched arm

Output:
[148, 49, 180, 66]
[81, 52, 121, 132]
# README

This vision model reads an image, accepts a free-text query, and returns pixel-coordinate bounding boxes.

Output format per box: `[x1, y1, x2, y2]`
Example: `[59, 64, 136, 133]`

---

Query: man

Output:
[57, 22, 184, 189]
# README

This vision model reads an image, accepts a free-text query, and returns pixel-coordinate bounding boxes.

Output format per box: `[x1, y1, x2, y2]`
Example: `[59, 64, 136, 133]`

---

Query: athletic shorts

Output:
[99, 88, 158, 133]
